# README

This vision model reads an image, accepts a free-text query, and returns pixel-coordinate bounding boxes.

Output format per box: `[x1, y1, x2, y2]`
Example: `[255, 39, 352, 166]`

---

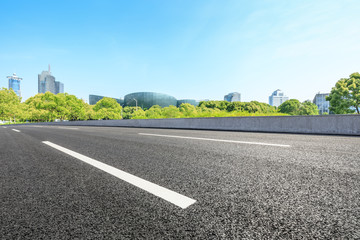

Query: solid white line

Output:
[42, 141, 196, 209]
[57, 127, 79, 130]
[138, 133, 291, 147]
[12, 129, 20, 132]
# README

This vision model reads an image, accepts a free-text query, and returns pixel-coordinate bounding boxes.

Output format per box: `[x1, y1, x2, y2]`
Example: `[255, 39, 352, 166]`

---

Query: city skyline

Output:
[1, 0, 359, 103]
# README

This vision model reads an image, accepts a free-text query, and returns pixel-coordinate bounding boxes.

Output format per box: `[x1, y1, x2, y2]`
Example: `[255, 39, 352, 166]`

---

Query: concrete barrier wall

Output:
[29, 115, 360, 136]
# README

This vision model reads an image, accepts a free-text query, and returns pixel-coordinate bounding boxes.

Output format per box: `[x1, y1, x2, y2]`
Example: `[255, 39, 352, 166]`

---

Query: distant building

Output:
[224, 92, 241, 102]
[177, 99, 199, 107]
[269, 89, 289, 107]
[55, 81, 64, 94]
[7, 73, 22, 98]
[124, 92, 177, 109]
[89, 94, 124, 105]
[313, 92, 330, 114]
[38, 65, 64, 94]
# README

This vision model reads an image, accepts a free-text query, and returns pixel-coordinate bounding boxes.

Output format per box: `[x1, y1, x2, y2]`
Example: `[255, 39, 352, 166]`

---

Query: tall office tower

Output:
[7, 73, 22, 98]
[313, 92, 330, 114]
[224, 92, 241, 102]
[55, 81, 64, 94]
[38, 65, 63, 94]
[38, 65, 55, 93]
[269, 89, 289, 107]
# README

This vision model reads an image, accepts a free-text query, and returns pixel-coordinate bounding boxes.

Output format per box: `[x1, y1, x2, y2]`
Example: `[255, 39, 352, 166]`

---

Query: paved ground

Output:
[1, 125, 359, 239]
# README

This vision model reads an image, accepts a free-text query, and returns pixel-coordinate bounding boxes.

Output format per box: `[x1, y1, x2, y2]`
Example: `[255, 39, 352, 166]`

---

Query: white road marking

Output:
[12, 129, 20, 132]
[57, 127, 79, 130]
[3, 126, 7, 128]
[139, 133, 291, 147]
[42, 141, 196, 209]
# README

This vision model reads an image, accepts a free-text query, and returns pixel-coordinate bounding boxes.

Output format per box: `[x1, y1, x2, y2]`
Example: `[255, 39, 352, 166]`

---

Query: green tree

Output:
[145, 105, 163, 119]
[131, 108, 146, 119]
[279, 99, 318, 115]
[298, 100, 319, 115]
[93, 97, 122, 120]
[161, 105, 181, 118]
[179, 103, 198, 117]
[198, 101, 229, 110]
[326, 72, 360, 114]
[122, 106, 138, 119]
[0, 88, 21, 121]
[278, 99, 301, 115]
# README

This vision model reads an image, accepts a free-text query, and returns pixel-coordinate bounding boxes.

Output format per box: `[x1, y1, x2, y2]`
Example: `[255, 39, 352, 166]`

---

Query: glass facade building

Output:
[177, 99, 199, 107]
[124, 92, 177, 109]
[38, 70, 56, 94]
[313, 93, 330, 114]
[55, 81, 64, 94]
[7, 73, 22, 98]
[89, 94, 124, 105]
[269, 89, 289, 107]
[224, 92, 241, 102]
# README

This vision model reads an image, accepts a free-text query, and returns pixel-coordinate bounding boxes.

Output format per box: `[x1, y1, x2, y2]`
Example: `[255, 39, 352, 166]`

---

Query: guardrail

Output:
[25, 115, 360, 136]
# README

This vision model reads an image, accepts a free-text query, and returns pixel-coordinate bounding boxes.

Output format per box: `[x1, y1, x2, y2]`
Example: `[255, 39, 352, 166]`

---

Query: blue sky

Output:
[1, 0, 360, 103]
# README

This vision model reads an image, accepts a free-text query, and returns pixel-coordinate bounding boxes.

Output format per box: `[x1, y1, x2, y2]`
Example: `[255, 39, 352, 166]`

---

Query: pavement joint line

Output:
[42, 141, 197, 209]
[138, 133, 291, 147]
[12, 129, 20, 132]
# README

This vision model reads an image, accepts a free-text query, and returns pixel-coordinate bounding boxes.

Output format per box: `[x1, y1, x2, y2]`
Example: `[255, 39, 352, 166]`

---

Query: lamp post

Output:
[128, 98, 138, 111]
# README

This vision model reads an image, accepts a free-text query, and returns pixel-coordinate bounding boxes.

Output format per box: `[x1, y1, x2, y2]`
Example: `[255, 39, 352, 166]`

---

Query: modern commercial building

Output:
[89, 94, 124, 105]
[177, 99, 199, 107]
[55, 81, 64, 94]
[313, 92, 330, 114]
[38, 65, 64, 94]
[124, 92, 177, 109]
[7, 73, 22, 98]
[269, 89, 289, 107]
[224, 92, 241, 102]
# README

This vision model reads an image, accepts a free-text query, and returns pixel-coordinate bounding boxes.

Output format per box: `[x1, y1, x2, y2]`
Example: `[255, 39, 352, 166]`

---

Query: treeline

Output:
[0, 88, 322, 123]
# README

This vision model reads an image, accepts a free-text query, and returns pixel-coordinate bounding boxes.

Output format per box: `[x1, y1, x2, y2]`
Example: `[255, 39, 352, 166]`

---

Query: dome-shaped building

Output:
[124, 92, 177, 109]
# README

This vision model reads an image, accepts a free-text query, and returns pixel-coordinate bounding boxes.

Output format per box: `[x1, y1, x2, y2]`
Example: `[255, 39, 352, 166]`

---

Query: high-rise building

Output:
[7, 73, 22, 98]
[55, 81, 64, 94]
[224, 92, 241, 102]
[313, 92, 330, 114]
[269, 89, 289, 107]
[38, 65, 64, 94]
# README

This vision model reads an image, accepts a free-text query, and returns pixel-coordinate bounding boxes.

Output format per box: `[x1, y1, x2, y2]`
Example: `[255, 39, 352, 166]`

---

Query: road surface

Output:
[1, 125, 359, 239]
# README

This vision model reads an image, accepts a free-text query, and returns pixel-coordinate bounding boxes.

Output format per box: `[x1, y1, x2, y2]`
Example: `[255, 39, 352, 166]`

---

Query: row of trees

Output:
[0, 90, 122, 122]
[1, 72, 359, 122]
[0, 88, 318, 122]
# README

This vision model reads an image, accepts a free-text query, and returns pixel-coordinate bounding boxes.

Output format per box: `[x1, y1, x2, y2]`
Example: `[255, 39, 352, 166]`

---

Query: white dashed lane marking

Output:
[43, 141, 197, 209]
[138, 133, 291, 147]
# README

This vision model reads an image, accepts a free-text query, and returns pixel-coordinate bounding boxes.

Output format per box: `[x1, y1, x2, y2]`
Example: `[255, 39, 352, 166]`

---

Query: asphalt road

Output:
[1, 125, 359, 239]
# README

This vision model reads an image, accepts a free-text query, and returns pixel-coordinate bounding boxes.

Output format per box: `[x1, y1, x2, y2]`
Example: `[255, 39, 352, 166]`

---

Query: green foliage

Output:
[326, 72, 360, 114]
[278, 99, 318, 115]
[93, 97, 122, 120]
[179, 103, 198, 117]
[145, 105, 163, 119]
[299, 100, 319, 115]
[278, 99, 301, 115]
[198, 100, 229, 110]
[0, 88, 21, 121]
[161, 105, 181, 118]
[24, 92, 89, 121]
[122, 106, 138, 119]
